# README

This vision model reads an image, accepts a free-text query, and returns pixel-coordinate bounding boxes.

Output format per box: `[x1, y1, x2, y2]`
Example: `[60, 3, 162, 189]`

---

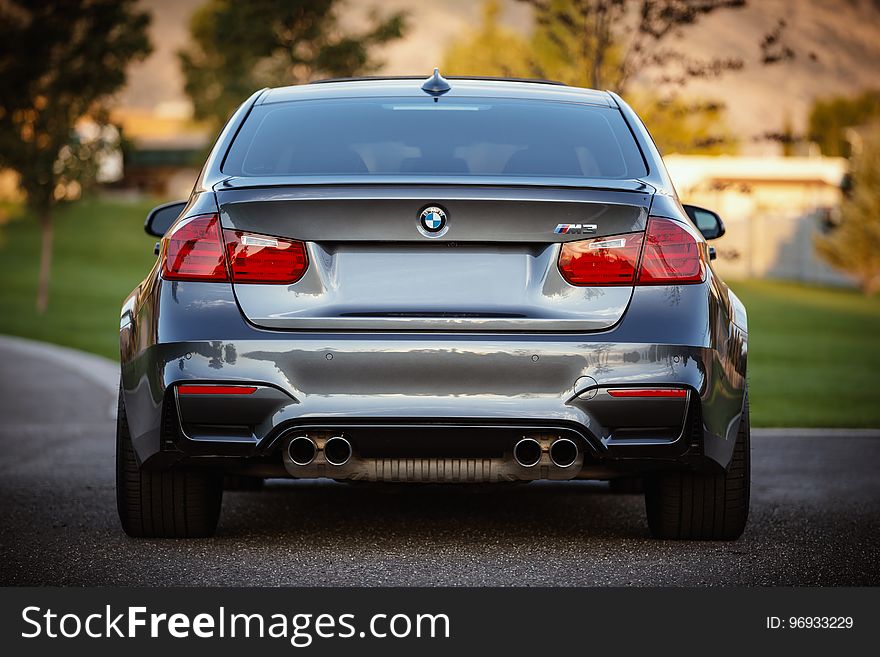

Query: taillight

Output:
[638, 217, 704, 284]
[558, 232, 644, 285]
[162, 214, 227, 281]
[558, 216, 704, 286]
[161, 213, 308, 284]
[224, 230, 308, 284]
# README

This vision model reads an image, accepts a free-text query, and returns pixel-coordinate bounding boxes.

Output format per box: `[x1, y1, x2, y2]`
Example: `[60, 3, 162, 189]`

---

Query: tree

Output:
[179, 0, 407, 128]
[518, 0, 763, 92]
[779, 111, 797, 157]
[444, 1, 801, 154]
[815, 127, 880, 295]
[626, 93, 735, 155]
[443, 1, 533, 79]
[442, 0, 761, 153]
[0, 0, 151, 312]
[808, 90, 880, 158]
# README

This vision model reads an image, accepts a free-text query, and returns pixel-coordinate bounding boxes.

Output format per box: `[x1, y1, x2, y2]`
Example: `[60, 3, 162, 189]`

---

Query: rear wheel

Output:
[644, 390, 750, 540]
[116, 386, 223, 538]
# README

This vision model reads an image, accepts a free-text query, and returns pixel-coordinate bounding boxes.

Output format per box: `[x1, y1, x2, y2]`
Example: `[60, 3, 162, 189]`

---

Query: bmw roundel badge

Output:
[418, 206, 448, 237]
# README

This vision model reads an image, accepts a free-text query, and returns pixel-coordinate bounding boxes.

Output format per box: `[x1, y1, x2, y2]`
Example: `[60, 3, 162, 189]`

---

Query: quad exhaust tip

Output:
[288, 436, 317, 466]
[549, 438, 578, 468]
[289, 432, 576, 472]
[324, 436, 353, 466]
[513, 437, 542, 468]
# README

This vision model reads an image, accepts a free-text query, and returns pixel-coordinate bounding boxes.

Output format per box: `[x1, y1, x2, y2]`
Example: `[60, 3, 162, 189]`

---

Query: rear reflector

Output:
[558, 231, 644, 285]
[178, 385, 258, 395]
[607, 389, 688, 398]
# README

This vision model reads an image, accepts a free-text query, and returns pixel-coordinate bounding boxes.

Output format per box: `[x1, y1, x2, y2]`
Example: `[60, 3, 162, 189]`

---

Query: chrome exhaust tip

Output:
[324, 436, 352, 466]
[549, 438, 578, 468]
[288, 436, 317, 466]
[513, 437, 542, 468]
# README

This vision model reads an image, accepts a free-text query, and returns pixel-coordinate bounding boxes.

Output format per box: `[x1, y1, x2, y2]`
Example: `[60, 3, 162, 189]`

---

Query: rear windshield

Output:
[223, 97, 647, 180]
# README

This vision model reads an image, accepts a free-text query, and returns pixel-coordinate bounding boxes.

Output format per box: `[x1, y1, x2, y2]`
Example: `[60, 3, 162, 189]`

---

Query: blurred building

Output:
[665, 155, 850, 286]
[111, 105, 210, 199]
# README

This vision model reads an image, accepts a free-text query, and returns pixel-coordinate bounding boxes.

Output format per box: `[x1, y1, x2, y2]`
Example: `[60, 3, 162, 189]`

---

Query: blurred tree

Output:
[517, 0, 786, 92]
[808, 90, 880, 158]
[443, 1, 533, 78]
[815, 127, 880, 295]
[443, 0, 764, 154]
[180, 0, 407, 128]
[627, 93, 736, 155]
[780, 112, 796, 157]
[0, 0, 151, 312]
[527, 0, 626, 88]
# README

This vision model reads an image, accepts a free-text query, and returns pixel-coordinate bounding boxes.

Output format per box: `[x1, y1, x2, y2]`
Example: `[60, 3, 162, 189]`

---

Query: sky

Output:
[121, 0, 880, 154]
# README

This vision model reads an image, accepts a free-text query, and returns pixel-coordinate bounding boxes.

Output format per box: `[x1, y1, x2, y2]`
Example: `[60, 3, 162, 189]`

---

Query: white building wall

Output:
[664, 155, 852, 286]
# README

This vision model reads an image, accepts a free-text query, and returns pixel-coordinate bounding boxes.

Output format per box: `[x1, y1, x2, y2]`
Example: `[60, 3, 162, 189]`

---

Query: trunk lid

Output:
[216, 182, 653, 332]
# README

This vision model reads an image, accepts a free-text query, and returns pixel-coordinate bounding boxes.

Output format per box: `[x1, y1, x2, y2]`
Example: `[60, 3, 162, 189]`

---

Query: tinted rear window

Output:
[223, 97, 647, 179]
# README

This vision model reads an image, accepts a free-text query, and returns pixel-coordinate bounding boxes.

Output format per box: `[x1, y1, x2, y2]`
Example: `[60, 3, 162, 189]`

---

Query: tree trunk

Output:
[591, 2, 607, 90]
[36, 209, 53, 313]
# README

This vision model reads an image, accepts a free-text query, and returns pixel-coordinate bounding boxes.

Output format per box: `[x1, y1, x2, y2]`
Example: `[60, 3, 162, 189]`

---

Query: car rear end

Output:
[118, 78, 748, 539]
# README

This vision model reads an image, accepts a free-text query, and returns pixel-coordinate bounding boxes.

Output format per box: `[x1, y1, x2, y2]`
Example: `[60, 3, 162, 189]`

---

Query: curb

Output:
[753, 427, 880, 439]
[0, 334, 118, 393]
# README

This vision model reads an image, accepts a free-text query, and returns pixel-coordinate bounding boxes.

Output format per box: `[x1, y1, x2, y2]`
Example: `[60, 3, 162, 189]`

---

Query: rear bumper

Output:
[120, 279, 747, 477]
[169, 381, 699, 457]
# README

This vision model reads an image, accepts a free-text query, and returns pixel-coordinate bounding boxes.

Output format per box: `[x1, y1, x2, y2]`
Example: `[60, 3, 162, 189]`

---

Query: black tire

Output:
[644, 390, 750, 540]
[116, 387, 223, 538]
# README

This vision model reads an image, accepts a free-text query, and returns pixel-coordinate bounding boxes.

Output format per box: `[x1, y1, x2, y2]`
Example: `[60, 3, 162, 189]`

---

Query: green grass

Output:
[0, 200, 878, 427]
[729, 279, 880, 427]
[0, 198, 158, 358]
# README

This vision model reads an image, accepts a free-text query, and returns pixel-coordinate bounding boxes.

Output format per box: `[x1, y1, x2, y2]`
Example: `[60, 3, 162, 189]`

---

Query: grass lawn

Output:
[728, 279, 880, 428]
[0, 198, 158, 358]
[0, 199, 878, 427]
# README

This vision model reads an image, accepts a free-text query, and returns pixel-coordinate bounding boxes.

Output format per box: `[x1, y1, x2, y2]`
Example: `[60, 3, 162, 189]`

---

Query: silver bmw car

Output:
[119, 71, 749, 540]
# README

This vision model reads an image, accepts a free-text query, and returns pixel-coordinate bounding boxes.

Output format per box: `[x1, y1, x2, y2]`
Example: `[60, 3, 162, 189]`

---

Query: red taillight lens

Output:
[638, 217, 704, 284]
[162, 214, 227, 281]
[558, 232, 644, 285]
[161, 213, 309, 284]
[224, 230, 309, 284]
[557, 217, 704, 287]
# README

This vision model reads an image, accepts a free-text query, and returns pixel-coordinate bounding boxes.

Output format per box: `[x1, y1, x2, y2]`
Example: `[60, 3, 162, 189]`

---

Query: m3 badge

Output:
[554, 223, 598, 235]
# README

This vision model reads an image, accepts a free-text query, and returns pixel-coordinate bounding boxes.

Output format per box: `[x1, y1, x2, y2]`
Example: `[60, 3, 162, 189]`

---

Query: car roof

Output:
[259, 77, 616, 107]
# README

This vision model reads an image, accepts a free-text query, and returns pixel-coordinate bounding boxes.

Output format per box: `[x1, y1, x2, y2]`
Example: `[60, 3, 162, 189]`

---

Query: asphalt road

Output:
[1, 337, 878, 586]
